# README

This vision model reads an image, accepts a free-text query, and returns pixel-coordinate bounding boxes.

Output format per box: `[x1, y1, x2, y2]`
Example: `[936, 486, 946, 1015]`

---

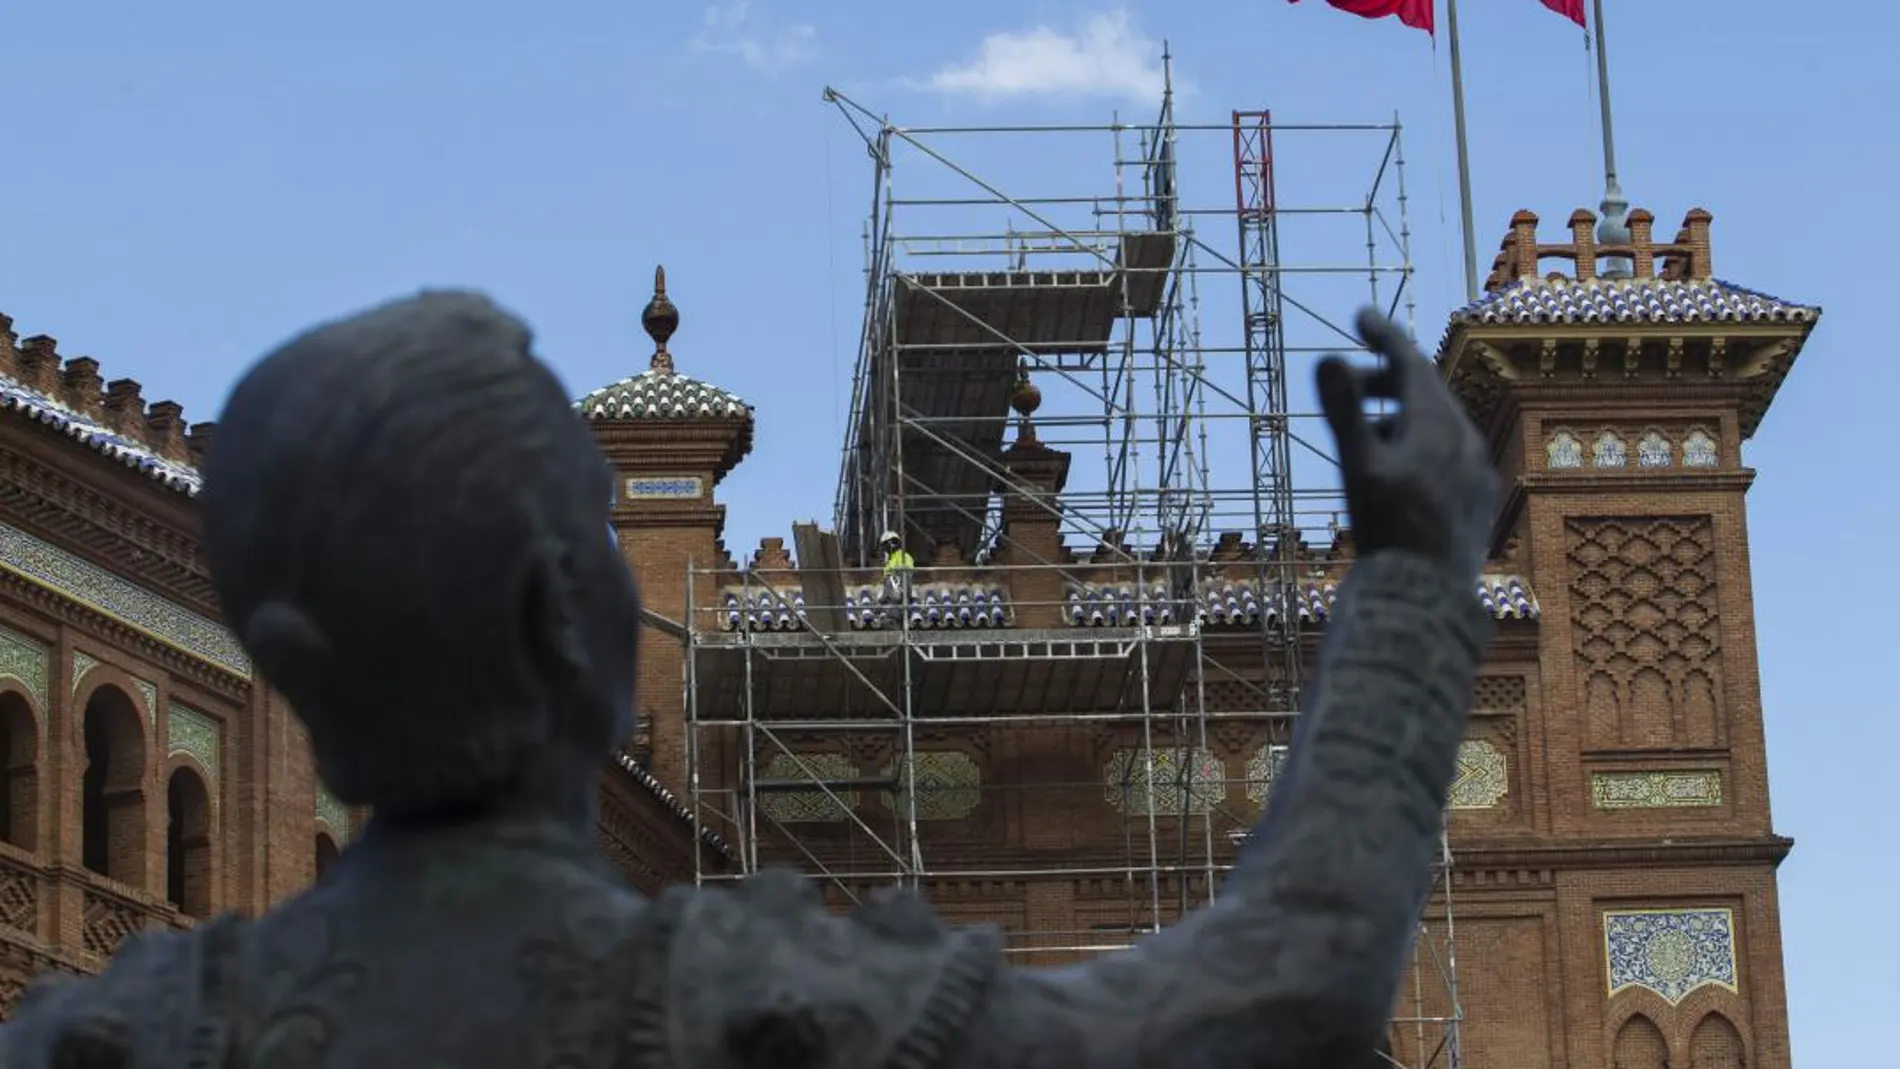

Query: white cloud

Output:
[690, 2, 817, 75]
[924, 11, 1167, 105]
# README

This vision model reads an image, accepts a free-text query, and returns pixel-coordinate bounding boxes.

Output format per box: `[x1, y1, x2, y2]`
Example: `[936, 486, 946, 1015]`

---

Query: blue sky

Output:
[0, 0, 1889, 1059]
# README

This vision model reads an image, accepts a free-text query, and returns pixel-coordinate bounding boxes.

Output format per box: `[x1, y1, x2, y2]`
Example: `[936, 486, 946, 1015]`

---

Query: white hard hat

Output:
[879, 530, 900, 545]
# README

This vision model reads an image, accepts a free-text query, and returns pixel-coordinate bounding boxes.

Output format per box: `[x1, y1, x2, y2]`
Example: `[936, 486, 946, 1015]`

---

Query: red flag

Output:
[1289, 0, 1435, 36]
[1540, 0, 1586, 26]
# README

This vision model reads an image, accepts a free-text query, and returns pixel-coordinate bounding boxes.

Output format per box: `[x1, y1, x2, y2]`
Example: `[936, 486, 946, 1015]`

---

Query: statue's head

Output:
[202, 292, 640, 819]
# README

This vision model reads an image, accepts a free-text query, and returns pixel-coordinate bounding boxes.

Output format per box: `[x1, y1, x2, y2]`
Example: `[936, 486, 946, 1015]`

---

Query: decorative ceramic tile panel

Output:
[70, 651, 99, 696]
[1448, 740, 1508, 810]
[315, 787, 348, 835]
[1592, 431, 1629, 469]
[0, 521, 251, 679]
[756, 753, 858, 824]
[166, 704, 221, 782]
[1546, 431, 1584, 470]
[1683, 429, 1719, 468]
[1604, 908, 1739, 1004]
[0, 627, 48, 709]
[624, 476, 705, 500]
[883, 751, 982, 822]
[1244, 744, 1289, 805]
[1591, 770, 1723, 810]
[131, 679, 157, 725]
[1637, 431, 1673, 468]
[1103, 747, 1224, 817]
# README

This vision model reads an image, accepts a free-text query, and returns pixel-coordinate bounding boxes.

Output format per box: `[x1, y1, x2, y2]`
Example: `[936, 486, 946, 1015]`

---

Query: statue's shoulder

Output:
[650, 871, 1005, 1069]
[5, 914, 251, 1068]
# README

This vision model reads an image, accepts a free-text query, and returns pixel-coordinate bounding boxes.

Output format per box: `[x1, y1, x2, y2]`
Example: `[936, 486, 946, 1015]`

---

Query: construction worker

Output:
[879, 530, 915, 611]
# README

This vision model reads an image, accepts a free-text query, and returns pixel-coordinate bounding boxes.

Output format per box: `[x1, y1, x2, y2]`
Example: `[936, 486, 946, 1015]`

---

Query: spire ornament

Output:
[642, 265, 680, 374]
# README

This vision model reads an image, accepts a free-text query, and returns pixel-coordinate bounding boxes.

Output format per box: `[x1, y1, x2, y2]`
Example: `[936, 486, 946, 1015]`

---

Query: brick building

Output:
[0, 187, 1815, 1069]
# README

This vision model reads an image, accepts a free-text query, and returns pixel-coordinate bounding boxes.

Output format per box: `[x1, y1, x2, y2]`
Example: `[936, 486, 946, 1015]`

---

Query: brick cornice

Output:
[0, 435, 212, 611]
[0, 567, 250, 700]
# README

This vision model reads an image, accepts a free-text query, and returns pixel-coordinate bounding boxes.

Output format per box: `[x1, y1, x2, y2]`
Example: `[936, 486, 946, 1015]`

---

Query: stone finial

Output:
[1678, 208, 1713, 280]
[642, 265, 680, 374]
[1009, 366, 1042, 444]
[0, 314, 15, 355]
[1626, 209, 1656, 279]
[1567, 209, 1598, 282]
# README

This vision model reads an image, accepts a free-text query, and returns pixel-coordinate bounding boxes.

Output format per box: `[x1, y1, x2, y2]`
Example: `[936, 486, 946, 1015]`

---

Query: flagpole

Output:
[1445, 0, 1479, 302]
[1592, 0, 1618, 194]
[1589, 0, 1631, 275]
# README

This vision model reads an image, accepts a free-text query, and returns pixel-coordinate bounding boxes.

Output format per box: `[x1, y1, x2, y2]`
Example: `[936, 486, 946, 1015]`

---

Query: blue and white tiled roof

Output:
[576, 369, 751, 421]
[1068, 574, 1539, 628]
[0, 376, 202, 496]
[719, 583, 1016, 632]
[1449, 277, 1819, 327]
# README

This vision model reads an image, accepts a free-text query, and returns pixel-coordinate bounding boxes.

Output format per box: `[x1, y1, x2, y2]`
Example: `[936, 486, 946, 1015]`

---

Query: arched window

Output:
[1612, 1013, 1669, 1069]
[315, 832, 340, 880]
[165, 767, 212, 918]
[81, 685, 147, 885]
[0, 691, 39, 851]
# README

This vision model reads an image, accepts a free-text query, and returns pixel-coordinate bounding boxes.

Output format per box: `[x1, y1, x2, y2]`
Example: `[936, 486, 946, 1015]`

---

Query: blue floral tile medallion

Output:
[1603, 908, 1738, 1004]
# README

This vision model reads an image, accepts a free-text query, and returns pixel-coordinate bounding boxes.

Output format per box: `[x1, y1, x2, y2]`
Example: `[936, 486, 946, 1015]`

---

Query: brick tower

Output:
[575, 267, 754, 792]
[1438, 207, 1819, 1069]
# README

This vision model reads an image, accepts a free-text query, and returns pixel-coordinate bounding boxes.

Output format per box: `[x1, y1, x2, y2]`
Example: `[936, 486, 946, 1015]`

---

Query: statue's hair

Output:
[201, 292, 632, 811]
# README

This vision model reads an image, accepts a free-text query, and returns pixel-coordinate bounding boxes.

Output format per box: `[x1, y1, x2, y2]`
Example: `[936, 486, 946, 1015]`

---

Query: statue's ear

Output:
[518, 539, 591, 697]
[240, 601, 334, 704]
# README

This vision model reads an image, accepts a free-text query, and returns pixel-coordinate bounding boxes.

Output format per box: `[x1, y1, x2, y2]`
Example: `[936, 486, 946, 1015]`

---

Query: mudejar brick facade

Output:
[0, 205, 1814, 1069]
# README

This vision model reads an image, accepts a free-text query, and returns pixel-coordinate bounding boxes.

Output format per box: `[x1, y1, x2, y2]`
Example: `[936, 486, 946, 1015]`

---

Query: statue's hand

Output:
[1316, 308, 1498, 580]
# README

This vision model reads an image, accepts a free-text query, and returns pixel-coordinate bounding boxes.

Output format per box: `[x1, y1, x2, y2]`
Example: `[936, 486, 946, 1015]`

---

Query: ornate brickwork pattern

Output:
[881, 751, 982, 822]
[1603, 908, 1739, 1005]
[756, 752, 858, 824]
[1471, 675, 1527, 713]
[81, 890, 145, 958]
[315, 786, 349, 834]
[0, 520, 252, 679]
[0, 626, 48, 709]
[70, 651, 99, 696]
[1566, 518, 1722, 748]
[1591, 770, 1723, 809]
[166, 703, 221, 782]
[1243, 744, 1289, 805]
[1104, 747, 1225, 816]
[1448, 740, 1508, 810]
[0, 861, 39, 935]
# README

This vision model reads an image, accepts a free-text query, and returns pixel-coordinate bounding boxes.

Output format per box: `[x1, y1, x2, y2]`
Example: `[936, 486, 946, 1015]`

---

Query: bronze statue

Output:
[1, 296, 1497, 1069]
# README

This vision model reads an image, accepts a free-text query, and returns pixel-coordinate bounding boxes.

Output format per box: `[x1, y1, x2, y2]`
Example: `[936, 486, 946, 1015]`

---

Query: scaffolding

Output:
[682, 57, 1458, 1069]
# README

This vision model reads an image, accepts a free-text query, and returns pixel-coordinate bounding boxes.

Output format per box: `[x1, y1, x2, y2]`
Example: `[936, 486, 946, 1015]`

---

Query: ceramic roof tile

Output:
[576, 369, 751, 421]
[719, 583, 1016, 632]
[611, 751, 732, 857]
[1449, 277, 1818, 328]
[0, 376, 202, 496]
[1067, 574, 1539, 627]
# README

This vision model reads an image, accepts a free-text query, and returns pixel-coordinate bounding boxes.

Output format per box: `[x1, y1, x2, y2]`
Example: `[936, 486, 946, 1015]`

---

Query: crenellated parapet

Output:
[0, 314, 213, 495]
